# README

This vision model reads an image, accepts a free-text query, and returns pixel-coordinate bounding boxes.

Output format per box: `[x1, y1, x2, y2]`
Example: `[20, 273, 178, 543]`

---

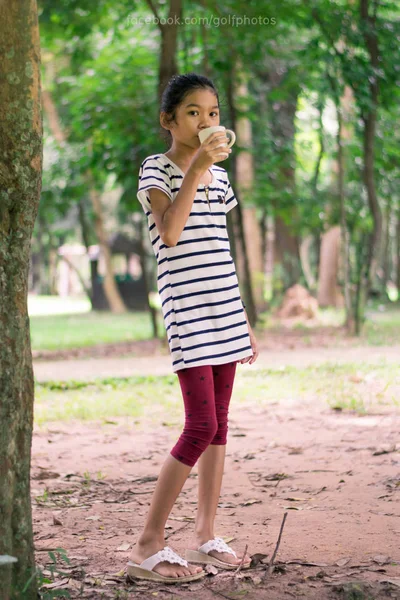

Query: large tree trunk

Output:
[0, 2, 42, 598]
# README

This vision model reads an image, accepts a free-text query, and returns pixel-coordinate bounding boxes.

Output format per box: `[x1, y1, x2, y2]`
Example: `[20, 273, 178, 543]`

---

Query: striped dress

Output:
[137, 153, 252, 373]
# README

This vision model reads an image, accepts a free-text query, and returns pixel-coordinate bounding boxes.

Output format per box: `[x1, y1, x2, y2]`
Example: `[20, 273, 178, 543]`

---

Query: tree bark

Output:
[317, 226, 344, 307]
[234, 70, 265, 316]
[0, 1, 42, 597]
[77, 197, 95, 308]
[145, 0, 182, 101]
[138, 219, 159, 339]
[88, 180, 127, 313]
[360, 0, 382, 291]
[397, 208, 400, 297]
[225, 66, 257, 326]
[266, 64, 301, 286]
[336, 104, 353, 331]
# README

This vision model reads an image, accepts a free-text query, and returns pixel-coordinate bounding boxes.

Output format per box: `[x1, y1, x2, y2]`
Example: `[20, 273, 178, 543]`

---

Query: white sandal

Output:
[185, 537, 251, 570]
[127, 545, 205, 584]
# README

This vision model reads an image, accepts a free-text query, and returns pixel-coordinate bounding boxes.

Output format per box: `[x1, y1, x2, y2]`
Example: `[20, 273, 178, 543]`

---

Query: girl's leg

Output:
[129, 364, 216, 577]
[129, 455, 202, 577]
[193, 361, 250, 565]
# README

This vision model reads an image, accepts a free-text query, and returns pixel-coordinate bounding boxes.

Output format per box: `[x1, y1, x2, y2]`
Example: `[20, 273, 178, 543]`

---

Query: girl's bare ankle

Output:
[138, 531, 165, 548]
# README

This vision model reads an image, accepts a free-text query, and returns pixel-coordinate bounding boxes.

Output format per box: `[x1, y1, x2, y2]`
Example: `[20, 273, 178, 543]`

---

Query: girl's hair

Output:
[160, 73, 219, 142]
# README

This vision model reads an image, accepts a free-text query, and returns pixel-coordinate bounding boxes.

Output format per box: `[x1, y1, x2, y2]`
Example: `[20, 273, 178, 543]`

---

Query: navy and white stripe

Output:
[137, 153, 252, 372]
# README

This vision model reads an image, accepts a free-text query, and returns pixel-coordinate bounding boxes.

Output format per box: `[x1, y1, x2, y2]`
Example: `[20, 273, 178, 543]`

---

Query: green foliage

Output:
[36, 0, 400, 322]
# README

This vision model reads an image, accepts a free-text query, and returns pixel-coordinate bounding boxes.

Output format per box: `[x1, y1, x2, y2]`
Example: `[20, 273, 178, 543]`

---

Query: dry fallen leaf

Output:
[205, 564, 218, 575]
[335, 558, 351, 567]
[373, 555, 390, 565]
[287, 559, 329, 567]
[116, 543, 130, 552]
[240, 499, 262, 507]
[114, 569, 126, 577]
[380, 578, 400, 588]
[250, 553, 269, 566]
[284, 497, 307, 502]
[41, 578, 69, 590]
[52, 514, 63, 526]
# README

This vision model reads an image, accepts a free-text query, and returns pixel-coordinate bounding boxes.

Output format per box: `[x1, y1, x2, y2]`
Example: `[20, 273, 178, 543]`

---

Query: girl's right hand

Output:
[189, 132, 232, 174]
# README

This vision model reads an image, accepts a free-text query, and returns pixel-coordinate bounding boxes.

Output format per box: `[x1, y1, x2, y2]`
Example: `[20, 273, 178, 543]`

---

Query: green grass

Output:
[34, 362, 399, 426]
[363, 304, 400, 345]
[30, 311, 153, 351]
[29, 294, 400, 352]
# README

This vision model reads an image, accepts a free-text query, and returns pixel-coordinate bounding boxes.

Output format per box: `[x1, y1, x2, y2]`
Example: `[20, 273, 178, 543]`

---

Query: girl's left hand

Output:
[239, 328, 259, 365]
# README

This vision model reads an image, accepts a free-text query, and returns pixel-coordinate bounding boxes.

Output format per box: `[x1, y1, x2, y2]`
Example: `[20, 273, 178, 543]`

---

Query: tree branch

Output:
[145, 0, 163, 30]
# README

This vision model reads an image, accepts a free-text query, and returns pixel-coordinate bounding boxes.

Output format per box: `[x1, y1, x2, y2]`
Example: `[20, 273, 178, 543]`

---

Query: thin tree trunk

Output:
[88, 181, 127, 313]
[138, 219, 159, 339]
[225, 65, 257, 326]
[317, 226, 343, 307]
[145, 0, 182, 101]
[337, 105, 353, 331]
[360, 0, 382, 291]
[42, 88, 127, 312]
[0, 2, 42, 597]
[397, 208, 400, 297]
[381, 201, 391, 289]
[234, 69, 265, 315]
[59, 255, 92, 298]
[77, 198, 95, 308]
[266, 65, 301, 286]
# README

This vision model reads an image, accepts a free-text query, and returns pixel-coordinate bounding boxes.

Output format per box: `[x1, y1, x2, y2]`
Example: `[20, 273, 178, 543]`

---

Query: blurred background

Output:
[31, 0, 400, 354]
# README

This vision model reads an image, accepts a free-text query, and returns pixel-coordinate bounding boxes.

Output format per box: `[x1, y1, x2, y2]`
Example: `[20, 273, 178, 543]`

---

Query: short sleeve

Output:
[137, 156, 172, 213]
[225, 176, 238, 214]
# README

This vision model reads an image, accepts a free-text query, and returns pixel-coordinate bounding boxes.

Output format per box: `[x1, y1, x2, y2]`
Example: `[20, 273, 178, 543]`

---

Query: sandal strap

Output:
[140, 546, 188, 571]
[198, 537, 237, 558]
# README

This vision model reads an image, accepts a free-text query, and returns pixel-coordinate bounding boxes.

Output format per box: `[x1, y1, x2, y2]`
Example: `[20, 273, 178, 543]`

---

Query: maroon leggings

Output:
[170, 361, 237, 467]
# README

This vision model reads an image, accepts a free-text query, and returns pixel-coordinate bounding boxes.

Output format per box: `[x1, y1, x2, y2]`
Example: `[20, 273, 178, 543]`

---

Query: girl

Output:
[128, 73, 259, 584]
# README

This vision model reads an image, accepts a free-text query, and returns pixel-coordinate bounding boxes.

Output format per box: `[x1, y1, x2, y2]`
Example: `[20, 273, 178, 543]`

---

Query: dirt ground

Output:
[32, 359, 400, 599]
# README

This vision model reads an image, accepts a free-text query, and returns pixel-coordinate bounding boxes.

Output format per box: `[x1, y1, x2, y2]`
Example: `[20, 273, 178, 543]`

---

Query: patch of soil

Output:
[32, 395, 400, 599]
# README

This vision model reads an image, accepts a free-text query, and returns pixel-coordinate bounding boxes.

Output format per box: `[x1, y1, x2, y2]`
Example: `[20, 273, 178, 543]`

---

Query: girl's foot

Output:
[129, 537, 203, 578]
[189, 534, 251, 567]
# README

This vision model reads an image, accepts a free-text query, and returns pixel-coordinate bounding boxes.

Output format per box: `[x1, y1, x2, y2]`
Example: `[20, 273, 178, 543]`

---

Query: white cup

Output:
[198, 125, 236, 148]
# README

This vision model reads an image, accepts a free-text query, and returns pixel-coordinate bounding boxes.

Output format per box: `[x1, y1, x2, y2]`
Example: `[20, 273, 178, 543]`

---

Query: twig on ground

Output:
[234, 543, 248, 576]
[263, 512, 288, 580]
[165, 520, 191, 540]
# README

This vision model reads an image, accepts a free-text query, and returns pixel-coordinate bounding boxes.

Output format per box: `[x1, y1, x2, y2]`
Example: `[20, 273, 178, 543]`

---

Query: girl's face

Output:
[162, 88, 220, 148]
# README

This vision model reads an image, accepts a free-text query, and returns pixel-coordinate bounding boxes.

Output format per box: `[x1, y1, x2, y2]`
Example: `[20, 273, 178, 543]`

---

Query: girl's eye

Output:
[188, 111, 219, 116]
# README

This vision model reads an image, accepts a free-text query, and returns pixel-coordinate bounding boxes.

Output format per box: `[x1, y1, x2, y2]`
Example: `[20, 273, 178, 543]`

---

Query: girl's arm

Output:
[150, 166, 203, 247]
[151, 132, 231, 247]
[239, 306, 259, 364]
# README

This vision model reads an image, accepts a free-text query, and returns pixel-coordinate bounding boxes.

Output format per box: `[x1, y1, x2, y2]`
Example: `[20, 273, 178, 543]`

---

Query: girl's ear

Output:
[160, 111, 172, 132]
